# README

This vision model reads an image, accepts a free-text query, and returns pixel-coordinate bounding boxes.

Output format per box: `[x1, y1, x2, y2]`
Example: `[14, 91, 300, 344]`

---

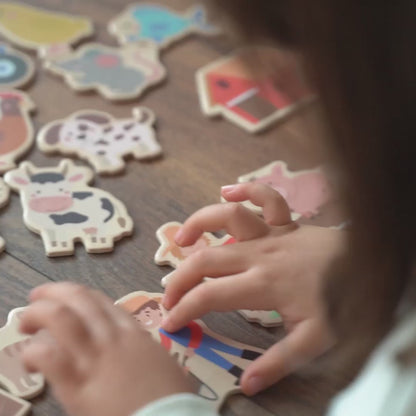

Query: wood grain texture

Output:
[0, 0, 353, 415]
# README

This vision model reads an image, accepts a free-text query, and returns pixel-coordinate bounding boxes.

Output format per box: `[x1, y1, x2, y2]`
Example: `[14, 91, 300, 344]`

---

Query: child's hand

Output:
[162, 183, 346, 396]
[19, 283, 192, 416]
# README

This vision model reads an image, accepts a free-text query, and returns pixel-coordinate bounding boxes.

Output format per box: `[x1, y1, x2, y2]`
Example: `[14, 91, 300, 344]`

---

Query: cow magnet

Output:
[233, 161, 331, 219]
[108, 3, 218, 49]
[37, 107, 161, 174]
[196, 47, 313, 133]
[0, 44, 35, 89]
[0, 307, 45, 399]
[116, 291, 264, 410]
[43, 42, 166, 101]
[0, 89, 35, 174]
[4, 159, 134, 257]
[155, 221, 234, 268]
[0, 2, 93, 55]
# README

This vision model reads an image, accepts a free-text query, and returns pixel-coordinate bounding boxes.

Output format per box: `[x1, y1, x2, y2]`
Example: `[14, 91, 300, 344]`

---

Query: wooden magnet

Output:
[0, 2, 93, 54]
[155, 221, 234, 268]
[117, 291, 264, 410]
[235, 161, 331, 219]
[4, 159, 134, 257]
[0, 307, 45, 399]
[0, 89, 35, 174]
[109, 3, 218, 49]
[196, 47, 314, 133]
[44, 42, 166, 101]
[0, 178, 10, 252]
[0, 44, 35, 89]
[238, 310, 282, 327]
[0, 389, 31, 416]
[37, 107, 161, 174]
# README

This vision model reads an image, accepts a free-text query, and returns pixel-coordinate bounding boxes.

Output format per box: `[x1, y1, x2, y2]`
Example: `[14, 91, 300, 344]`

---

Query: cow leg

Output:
[41, 230, 59, 253]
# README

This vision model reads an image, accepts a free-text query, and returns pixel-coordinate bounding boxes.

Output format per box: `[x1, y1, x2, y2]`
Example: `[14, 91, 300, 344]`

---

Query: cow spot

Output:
[123, 123, 134, 131]
[103, 126, 113, 133]
[97, 150, 106, 155]
[95, 139, 109, 145]
[132, 136, 141, 141]
[115, 134, 124, 140]
[77, 134, 86, 140]
[78, 124, 89, 131]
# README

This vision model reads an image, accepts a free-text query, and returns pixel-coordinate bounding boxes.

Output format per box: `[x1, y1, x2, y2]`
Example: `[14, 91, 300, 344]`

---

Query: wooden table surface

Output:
[0, 0, 354, 415]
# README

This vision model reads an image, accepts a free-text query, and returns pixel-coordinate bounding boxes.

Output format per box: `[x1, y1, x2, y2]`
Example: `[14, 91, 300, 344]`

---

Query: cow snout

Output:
[29, 196, 73, 213]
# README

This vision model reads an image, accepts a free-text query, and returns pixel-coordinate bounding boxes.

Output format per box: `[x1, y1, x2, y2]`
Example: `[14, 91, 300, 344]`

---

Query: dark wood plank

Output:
[0, 0, 353, 415]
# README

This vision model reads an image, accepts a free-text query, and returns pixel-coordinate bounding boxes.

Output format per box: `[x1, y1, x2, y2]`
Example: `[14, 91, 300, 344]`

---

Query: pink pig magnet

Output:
[234, 161, 331, 219]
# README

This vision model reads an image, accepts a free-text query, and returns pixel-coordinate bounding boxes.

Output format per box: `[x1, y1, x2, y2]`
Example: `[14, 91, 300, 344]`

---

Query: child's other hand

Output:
[162, 183, 346, 396]
[19, 283, 192, 416]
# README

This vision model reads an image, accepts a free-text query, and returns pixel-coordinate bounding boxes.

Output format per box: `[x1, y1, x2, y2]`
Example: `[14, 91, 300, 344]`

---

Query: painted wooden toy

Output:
[0, 307, 45, 399]
[0, 44, 34, 89]
[0, 389, 31, 416]
[0, 2, 93, 54]
[156, 222, 282, 328]
[4, 159, 134, 257]
[117, 291, 264, 410]
[37, 107, 161, 174]
[196, 47, 313, 133]
[155, 221, 234, 268]
[44, 42, 166, 101]
[235, 161, 331, 219]
[0, 178, 10, 252]
[0, 90, 35, 174]
[109, 3, 218, 49]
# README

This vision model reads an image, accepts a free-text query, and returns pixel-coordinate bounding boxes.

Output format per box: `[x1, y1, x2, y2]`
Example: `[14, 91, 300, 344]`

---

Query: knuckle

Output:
[193, 283, 214, 305]
[188, 247, 213, 268]
[226, 202, 247, 218]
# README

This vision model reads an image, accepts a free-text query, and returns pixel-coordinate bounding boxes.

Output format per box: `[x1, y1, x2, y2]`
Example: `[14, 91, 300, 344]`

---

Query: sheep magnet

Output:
[155, 221, 235, 268]
[44, 42, 166, 101]
[196, 48, 313, 133]
[0, 44, 35, 89]
[0, 90, 35, 174]
[4, 159, 134, 257]
[0, 2, 93, 54]
[0, 307, 45, 399]
[38, 107, 161, 174]
[234, 161, 331, 219]
[0, 389, 31, 416]
[117, 291, 265, 410]
[109, 4, 218, 49]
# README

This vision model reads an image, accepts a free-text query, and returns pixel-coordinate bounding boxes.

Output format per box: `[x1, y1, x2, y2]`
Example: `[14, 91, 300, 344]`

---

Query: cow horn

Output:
[61, 160, 69, 176]
[22, 162, 33, 177]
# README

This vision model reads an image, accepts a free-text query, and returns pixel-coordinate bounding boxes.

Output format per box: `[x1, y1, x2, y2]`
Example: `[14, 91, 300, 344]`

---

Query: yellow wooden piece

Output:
[0, 2, 92, 49]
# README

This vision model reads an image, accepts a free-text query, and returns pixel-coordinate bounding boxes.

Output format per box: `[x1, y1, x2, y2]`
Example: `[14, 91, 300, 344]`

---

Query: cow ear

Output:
[68, 174, 84, 183]
[43, 123, 62, 145]
[134, 107, 155, 125]
[12, 176, 29, 186]
[76, 113, 111, 125]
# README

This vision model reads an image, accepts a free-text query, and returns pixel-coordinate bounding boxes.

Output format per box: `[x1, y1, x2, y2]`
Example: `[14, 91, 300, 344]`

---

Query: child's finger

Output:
[174, 203, 270, 246]
[163, 246, 248, 309]
[29, 283, 121, 342]
[163, 272, 270, 332]
[240, 318, 334, 396]
[22, 337, 80, 387]
[221, 183, 292, 226]
[20, 299, 94, 360]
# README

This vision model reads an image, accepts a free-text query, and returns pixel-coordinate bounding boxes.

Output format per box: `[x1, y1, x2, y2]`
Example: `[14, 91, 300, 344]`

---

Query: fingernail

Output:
[246, 376, 264, 396]
[174, 228, 185, 245]
[221, 184, 237, 194]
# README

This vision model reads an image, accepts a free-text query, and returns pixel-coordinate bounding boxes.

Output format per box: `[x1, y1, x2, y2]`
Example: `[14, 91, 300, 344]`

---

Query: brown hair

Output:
[132, 300, 160, 316]
[211, 1, 416, 356]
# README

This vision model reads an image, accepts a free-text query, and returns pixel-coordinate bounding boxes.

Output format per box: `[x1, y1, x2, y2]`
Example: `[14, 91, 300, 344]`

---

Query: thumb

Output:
[241, 318, 334, 395]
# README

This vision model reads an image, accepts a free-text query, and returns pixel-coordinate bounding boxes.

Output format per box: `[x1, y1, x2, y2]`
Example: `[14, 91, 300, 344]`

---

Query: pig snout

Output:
[29, 196, 73, 213]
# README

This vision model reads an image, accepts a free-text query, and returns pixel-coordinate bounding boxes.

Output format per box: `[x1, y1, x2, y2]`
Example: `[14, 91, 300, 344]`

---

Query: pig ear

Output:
[68, 174, 84, 183]
[12, 176, 29, 186]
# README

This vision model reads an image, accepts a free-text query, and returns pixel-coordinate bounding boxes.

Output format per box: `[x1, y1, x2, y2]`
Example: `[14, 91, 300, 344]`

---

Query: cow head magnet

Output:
[4, 159, 134, 256]
[37, 107, 161, 174]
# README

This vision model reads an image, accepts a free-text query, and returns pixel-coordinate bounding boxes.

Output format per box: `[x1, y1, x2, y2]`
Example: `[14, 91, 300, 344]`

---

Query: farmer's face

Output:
[133, 307, 163, 330]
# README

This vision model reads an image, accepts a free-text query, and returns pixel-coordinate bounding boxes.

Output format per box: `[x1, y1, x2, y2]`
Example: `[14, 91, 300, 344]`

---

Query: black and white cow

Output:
[4, 159, 133, 256]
